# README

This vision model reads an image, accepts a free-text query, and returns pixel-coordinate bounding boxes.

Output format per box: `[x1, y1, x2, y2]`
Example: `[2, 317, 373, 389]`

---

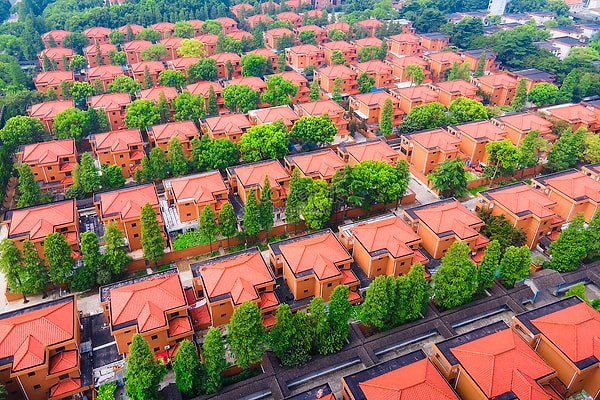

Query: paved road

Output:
[407, 173, 439, 206]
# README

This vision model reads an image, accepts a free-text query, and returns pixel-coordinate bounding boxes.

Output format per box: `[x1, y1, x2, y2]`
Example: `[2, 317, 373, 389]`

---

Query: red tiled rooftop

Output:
[168, 316, 192, 337]
[92, 128, 143, 152]
[98, 183, 158, 220]
[258, 291, 279, 309]
[150, 21, 175, 32]
[49, 378, 81, 397]
[89, 92, 131, 111]
[7, 200, 75, 240]
[355, 60, 392, 75]
[297, 99, 345, 116]
[354, 91, 397, 107]
[275, 70, 308, 86]
[323, 40, 355, 52]
[110, 273, 186, 332]
[265, 27, 294, 37]
[148, 120, 198, 143]
[477, 72, 518, 88]
[227, 30, 253, 41]
[351, 215, 421, 258]
[389, 33, 420, 43]
[227, 76, 266, 91]
[389, 54, 428, 67]
[40, 47, 74, 59]
[117, 24, 144, 35]
[0, 298, 74, 372]
[83, 26, 111, 38]
[185, 80, 223, 96]
[129, 60, 165, 74]
[48, 349, 78, 374]
[394, 85, 439, 102]
[83, 42, 117, 55]
[542, 170, 600, 202]
[453, 120, 506, 141]
[357, 18, 383, 28]
[343, 140, 397, 163]
[326, 22, 350, 32]
[297, 25, 325, 34]
[203, 113, 251, 133]
[288, 149, 344, 178]
[495, 112, 553, 132]
[210, 52, 241, 64]
[87, 65, 126, 80]
[287, 44, 322, 55]
[41, 29, 71, 41]
[249, 105, 298, 125]
[21, 138, 75, 165]
[215, 17, 237, 27]
[412, 199, 484, 238]
[29, 100, 74, 119]
[34, 70, 74, 86]
[247, 14, 273, 25]
[167, 171, 227, 204]
[354, 37, 383, 47]
[484, 183, 556, 218]
[279, 231, 351, 280]
[248, 47, 277, 59]
[428, 51, 463, 64]
[159, 37, 184, 48]
[194, 34, 219, 46]
[358, 358, 459, 400]
[317, 64, 356, 79]
[409, 128, 461, 152]
[340, 269, 359, 285]
[122, 40, 153, 52]
[138, 86, 178, 103]
[542, 103, 598, 124]
[277, 11, 301, 20]
[233, 159, 290, 189]
[169, 57, 200, 69]
[435, 79, 478, 94]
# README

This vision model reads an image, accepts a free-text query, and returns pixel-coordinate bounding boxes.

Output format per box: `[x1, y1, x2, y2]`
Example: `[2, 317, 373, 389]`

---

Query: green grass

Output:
[468, 185, 487, 195]
[465, 170, 479, 180]
[172, 230, 210, 250]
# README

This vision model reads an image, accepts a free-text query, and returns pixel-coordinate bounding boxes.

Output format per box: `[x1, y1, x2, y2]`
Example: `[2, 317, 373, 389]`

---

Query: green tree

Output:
[226, 60, 234, 80]
[448, 97, 487, 124]
[167, 137, 188, 176]
[124, 99, 160, 130]
[527, 82, 559, 106]
[289, 115, 337, 148]
[518, 129, 547, 167]
[357, 46, 382, 62]
[357, 72, 375, 94]
[60, 81, 73, 99]
[62, 32, 89, 54]
[324, 284, 353, 354]
[332, 77, 343, 103]
[258, 176, 274, 240]
[428, 157, 468, 198]
[586, 209, 600, 260]
[243, 188, 261, 238]
[44, 232, 75, 288]
[285, 168, 305, 229]
[227, 301, 267, 369]
[359, 275, 395, 329]
[262, 75, 298, 106]
[172, 339, 203, 397]
[277, 52, 286, 73]
[330, 50, 345, 65]
[405, 64, 425, 85]
[100, 163, 126, 190]
[399, 102, 448, 133]
[303, 180, 333, 230]
[218, 202, 238, 247]
[102, 221, 130, 283]
[200, 20, 223, 35]
[157, 91, 170, 123]
[140, 202, 165, 265]
[475, 52, 486, 77]
[308, 296, 329, 354]
[239, 121, 288, 161]
[190, 136, 239, 171]
[74, 152, 101, 194]
[485, 139, 521, 184]
[433, 241, 477, 309]
[73, 231, 102, 291]
[145, 147, 169, 181]
[379, 98, 393, 136]
[549, 213, 587, 272]
[188, 58, 218, 82]
[547, 127, 585, 172]
[46, 87, 58, 101]
[177, 39, 207, 58]
[241, 53, 269, 77]
[207, 85, 219, 116]
[478, 210, 527, 253]
[125, 334, 167, 400]
[92, 78, 105, 96]
[203, 327, 226, 394]
[136, 28, 161, 43]
[108, 75, 141, 97]
[173, 20, 195, 38]
[222, 84, 259, 113]
[143, 66, 154, 89]
[328, 29, 346, 41]
[158, 70, 186, 89]
[17, 163, 40, 208]
[582, 132, 600, 164]
[173, 91, 205, 122]
[22, 239, 49, 298]
[404, 262, 430, 321]
[53, 107, 89, 143]
[108, 30, 126, 45]
[108, 50, 127, 66]
[499, 245, 531, 288]
[511, 78, 528, 110]
[298, 30, 316, 45]
[0, 239, 26, 302]
[477, 239, 500, 292]
[346, 160, 409, 211]
[269, 304, 311, 366]
[0, 115, 44, 153]
[69, 54, 87, 71]
[199, 204, 218, 251]
[309, 79, 320, 101]
[565, 282, 589, 302]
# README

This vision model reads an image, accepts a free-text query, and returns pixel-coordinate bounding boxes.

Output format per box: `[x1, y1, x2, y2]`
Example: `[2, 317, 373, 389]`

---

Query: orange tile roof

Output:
[326, 22, 350, 32]
[40, 47, 74, 59]
[41, 29, 71, 41]
[394, 85, 439, 102]
[410, 199, 484, 238]
[87, 65, 126, 80]
[138, 86, 178, 102]
[277, 11, 301, 20]
[353, 91, 398, 107]
[227, 76, 267, 91]
[129, 60, 165, 74]
[453, 120, 506, 141]
[167, 171, 227, 204]
[168, 316, 192, 336]
[288, 149, 344, 178]
[317, 64, 356, 79]
[148, 120, 198, 143]
[0, 298, 74, 372]
[89, 92, 131, 111]
[169, 56, 200, 69]
[122, 40, 153, 52]
[248, 47, 277, 59]
[342, 139, 397, 163]
[203, 112, 251, 133]
[7, 199, 75, 240]
[542, 103, 598, 124]
[275, 70, 308, 86]
[483, 183, 556, 218]
[159, 37, 184, 48]
[117, 24, 144, 35]
[351, 215, 421, 258]
[195, 249, 274, 304]
[231, 3, 252, 13]
[354, 37, 383, 47]
[355, 60, 392, 75]
[435, 79, 478, 95]
[247, 14, 273, 25]
[265, 27, 294, 37]
[477, 72, 518, 88]
[389, 33, 421, 43]
[109, 272, 186, 332]
[92, 128, 143, 152]
[50, 378, 81, 397]
[215, 17, 238, 27]
[83, 42, 117, 55]
[389, 55, 428, 67]
[194, 34, 218, 46]
[98, 183, 158, 219]
[427, 51, 462, 64]
[450, 328, 555, 398]
[340, 269, 359, 285]
[150, 21, 175, 32]
[323, 40, 355, 52]
[531, 301, 600, 363]
[359, 358, 459, 400]
[34, 70, 74, 86]
[297, 24, 325, 34]
[29, 100, 74, 119]
[21, 138, 75, 165]
[233, 159, 290, 189]
[210, 52, 241, 64]
[228, 30, 253, 40]
[279, 230, 351, 280]
[48, 349, 78, 374]
[83, 26, 111, 38]
[258, 291, 279, 309]
[409, 128, 461, 152]
[297, 100, 344, 119]
[542, 170, 600, 202]
[495, 112, 553, 132]
[357, 18, 383, 28]
[185, 80, 223, 96]
[249, 105, 299, 125]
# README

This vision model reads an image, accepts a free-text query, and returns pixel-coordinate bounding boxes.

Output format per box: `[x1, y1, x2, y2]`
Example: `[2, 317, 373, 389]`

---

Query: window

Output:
[28, 371, 36, 377]
[151, 335, 158, 340]
[131, 223, 137, 228]
[119, 154, 124, 158]
[55, 346, 65, 352]
[327, 282, 332, 287]
[59, 374, 70, 380]
[5, 380, 12, 385]
[303, 289, 309, 293]
[47, 166, 52, 170]
[154, 347, 160, 352]
[171, 311, 180, 317]
[220, 313, 226, 318]
[133, 233, 139, 238]
[33, 385, 41, 390]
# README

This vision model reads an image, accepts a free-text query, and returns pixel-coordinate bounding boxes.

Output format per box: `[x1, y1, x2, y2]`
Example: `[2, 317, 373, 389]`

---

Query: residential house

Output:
[285, 44, 326, 69]
[122, 40, 153, 65]
[38, 47, 73, 71]
[419, 32, 450, 51]
[476, 182, 562, 248]
[388, 33, 422, 56]
[315, 65, 358, 95]
[83, 27, 111, 44]
[391, 85, 439, 114]
[117, 24, 144, 38]
[460, 48, 499, 73]
[190, 248, 278, 327]
[581, 162, 600, 181]
[88, 92, 131, 131]
[209, 52, 241, 79]
[284, 148, 345, 182]
[426, 51, 463, 81]
[353, 60, 395, 89]
[338, 214, 427, 278]
[185, 80, 225, 112]
[41, 29, 71, 48]
[400, 128, 461, 175]
[18, 139, 77, 192]
[264, 27, 295, 49]
[137, 86, 178, 108]
[294, 99, 349, 141]
[83, 43, 117, 67]
[226, 76, 267, 103]
[447, 120, 506, 166]
[508, 68, 556, 91]
[167, 56, 200, 76]
[326, 21, 350, 34]
[188, 20, 203, 36]
[532, 169, 600, 222]
[150, 22, 175, 39]
[226, 159, 290, 209]
[227, 30, 253, 43]
[231, 3, 253, 19]
[539, 103, 599, 132]
[431, 322, 559, 400]
[93, 183, 164, 251]
[247, 14, 273, 30]
[277, 11, 302, 28]
[431, 79, 479, 107]
[349, 91, 402, 136]
[89, 128, 145, 178]
[402, 198, 488, 258]
[201, 113, 251, 142]
[512, 296, 600, 398]
[268, 229, 360, 302]
[194, 34, 218, 56]
[268, 71, 310, 103]
[322, 40, 357, 65]
[147, 120, 198, 157]
[287, 384, 336, 400]
[247, 48, 278, 71]
[128, 60, 165, 86]
[163, 170, 228, 224]
[248, 105, 299, 129]
[159, 37, 184, 61]
[356, 18, 383, 37]
[341, 350, 459, 400]
[3, 199, 79, 258]
[295, 25, 327, 45]
[387, 55, 429, 83]
[33, 70, 74, 94]
[492, 112, 554, 145]
[215, 17, 238, 34]
[100, 270, 192, 355]
[27, 100, 74, 133]
[86, 65, 127, 92]
[0, 296, 93, 400]
[548, 36, 585, 59]
[472, 72, 518, 106]
[352, 37, 383, 53]
[337, 138, 399, 166]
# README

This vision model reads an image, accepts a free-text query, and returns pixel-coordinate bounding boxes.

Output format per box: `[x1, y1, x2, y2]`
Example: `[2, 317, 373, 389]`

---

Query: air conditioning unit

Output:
[164, 345, 170, 350]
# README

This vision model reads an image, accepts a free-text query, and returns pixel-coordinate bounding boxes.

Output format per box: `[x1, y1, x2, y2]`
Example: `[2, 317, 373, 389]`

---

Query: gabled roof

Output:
[185, 80, 223, 96]
[165, 171, 227, 204]
[159, 37, 184, 48]
[494, 112, 553, 132]
[277, 11, 301, 20]
[354, 59, 392, 74]
[137, 86, 178, 102]
[228, 30, 253, 41]
[187, 19, 203, 29]
[215, 17, 238, 27]
[317, 64, 356, 79]
[535, 169, 600, 202]
[265, 27, 294, 37]
[340, 139, 397, 163]
[353, 91, 398, 107]
[541, 103, 598, 124]
[247, 14, 274, 25]
[406, 198, 484, 239]
[117, 24, 144, 35]
[276, 230, 352, 280]
[286, 148, 344, 178]
[434, 79, 478, 95]
[21, 138, 75, 165]
[83, 43, 117, 55]
[326, 21, 350, 32]
[248, 47, 277, 59]
[286, 44, 323, 56]
[296, 24, 325, 34]
[89, 92, 131, 111]
[427, 51, 462, 64]
[191, 248, 274, 304]
[389, 33, 420, 43]
[357, 18, 384, 28]
[92, 128, 143, 152]
[274, 70, 308, 86]
[209, 51, 241, 64]
[83, 26, 111, 38]
[122, 40, 153, 52]
[129, 60, 165, 74]
[230, 159, 289, 189]
[148, 120, 198, 143]
[194, 33, 218, 46]
[388, 54, 428, 67]
[480, 182, 556, 218]
[203, 112, 251, 133]
[5, 199, 76, 240]
[29, 100, 74, 119]
[393, 85, 439, 102]
[351, 215, 421, 258]
[248, 105, 299, 125]
[87, 65, 126, 80]
[34, 70, 74, 86]
[353, 37, 383, 47]
[41, 29, 71, 41]
[296, 99, 344, 116]
[476, 72, 518, 88]
[227, 76, 267, 91]
[108, 271, 186, 332]
[406, 128, 460, 152]
[0, 297, 74, 372]
[452, 120, 506, 141]
[96, 183, 158, 220]
[150, 21, 175, 32]
[169, 56, 200, 69]
[322, 40, 355, 51]
[39, 47, 74, 59]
